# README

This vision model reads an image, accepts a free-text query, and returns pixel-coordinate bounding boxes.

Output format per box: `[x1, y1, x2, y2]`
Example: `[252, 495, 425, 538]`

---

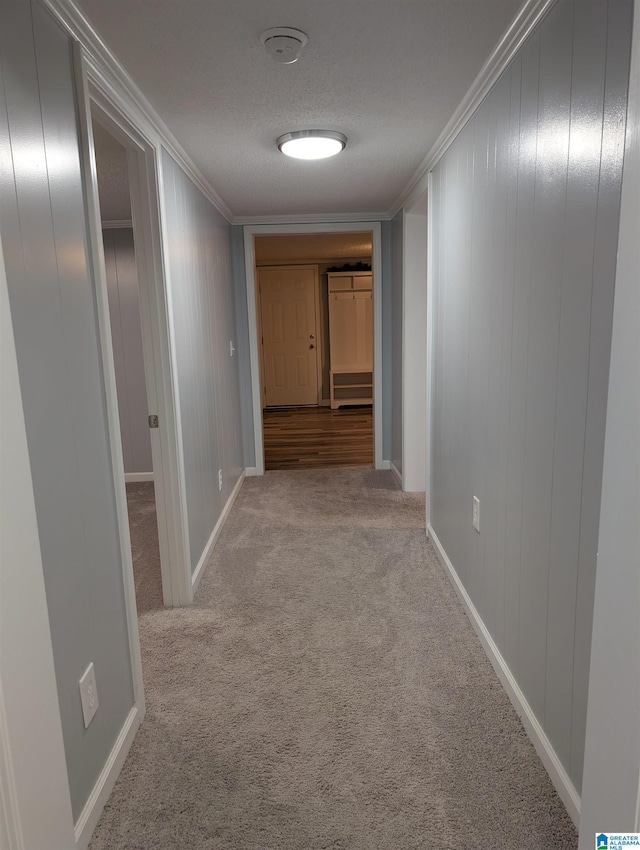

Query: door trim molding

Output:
[256, 265, 323, 408]
[81, 53, 193, 608]
[244, 223, 383, 474]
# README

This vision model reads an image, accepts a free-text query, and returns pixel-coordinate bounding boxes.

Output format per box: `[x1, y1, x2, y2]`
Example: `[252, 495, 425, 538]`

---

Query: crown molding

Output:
[389, 0, 557, 217]
[43, 0, 235, 224]
[232, 211, 390, 226]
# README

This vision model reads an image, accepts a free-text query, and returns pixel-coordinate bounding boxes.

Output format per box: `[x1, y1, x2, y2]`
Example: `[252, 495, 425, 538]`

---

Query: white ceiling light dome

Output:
[277, 130, 347, 160]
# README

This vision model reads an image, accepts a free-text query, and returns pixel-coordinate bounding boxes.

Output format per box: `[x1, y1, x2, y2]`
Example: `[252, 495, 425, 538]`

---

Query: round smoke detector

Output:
[260, 27, 308, 64]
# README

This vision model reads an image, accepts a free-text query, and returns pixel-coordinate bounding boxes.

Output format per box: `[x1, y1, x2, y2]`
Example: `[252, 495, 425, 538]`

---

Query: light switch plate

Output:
[79, 662, 99, 728]
[473, 496, 480, 533]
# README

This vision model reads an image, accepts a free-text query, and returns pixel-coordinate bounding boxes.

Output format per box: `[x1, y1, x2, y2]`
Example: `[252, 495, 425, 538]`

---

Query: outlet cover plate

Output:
[473, 496, 480, 532]
[79, 662, 99, 728]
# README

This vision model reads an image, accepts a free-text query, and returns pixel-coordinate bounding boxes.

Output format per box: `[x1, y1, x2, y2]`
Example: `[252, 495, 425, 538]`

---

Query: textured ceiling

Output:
[92, 120, 131, 221]
[255, 232, 372, 263]
[77, 0, 523, 218]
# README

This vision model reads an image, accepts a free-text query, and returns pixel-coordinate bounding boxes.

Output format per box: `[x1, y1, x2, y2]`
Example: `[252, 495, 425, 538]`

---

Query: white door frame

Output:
[256, 264, 323, 407]
[76, 45, 193, 622]
[244, 222, 383, 475]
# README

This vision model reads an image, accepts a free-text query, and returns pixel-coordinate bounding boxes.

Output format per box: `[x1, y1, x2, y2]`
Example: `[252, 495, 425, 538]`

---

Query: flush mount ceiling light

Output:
[277, 130, 347, 160]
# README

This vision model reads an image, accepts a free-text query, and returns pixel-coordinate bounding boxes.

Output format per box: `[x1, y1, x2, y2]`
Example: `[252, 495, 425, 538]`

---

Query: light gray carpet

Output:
[91, 468, 577, 850]
[125, 482, 164, 613]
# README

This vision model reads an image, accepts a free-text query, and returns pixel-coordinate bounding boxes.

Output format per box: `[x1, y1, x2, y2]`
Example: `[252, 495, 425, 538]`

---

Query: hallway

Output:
[90, 470, 576, 849]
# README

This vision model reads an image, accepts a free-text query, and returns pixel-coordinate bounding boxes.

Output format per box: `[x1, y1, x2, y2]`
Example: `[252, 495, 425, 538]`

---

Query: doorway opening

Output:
[91, 116, 164, 614]
[246, 224, 383, 473]
[254, 233, 374, 471]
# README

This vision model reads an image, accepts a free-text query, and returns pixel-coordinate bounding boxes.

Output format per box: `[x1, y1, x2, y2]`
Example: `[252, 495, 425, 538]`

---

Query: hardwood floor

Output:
[263, 406, 373, 470]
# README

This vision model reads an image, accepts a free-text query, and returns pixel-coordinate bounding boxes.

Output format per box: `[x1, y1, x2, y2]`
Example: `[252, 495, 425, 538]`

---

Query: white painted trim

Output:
[87, 68, 193, 609]
[101, 219, 133, 229]
[73, 707, 140, 850]
[244, 466, 260, 477]
[234, 212, 389, 226]
[380, 460, 391, 471]
[191, 471, 246, 594]
[124, 472, 154, 483]
[42, 0, 233, 224]
[243, 222, 384, 474]
[401, 202, 428, 494]
[428, 524, 581, 827]
[390, 461, 403, 488]
[425, 173, 435, 531]
[390, 0, 557, 217]
[73, 44, 146, 713]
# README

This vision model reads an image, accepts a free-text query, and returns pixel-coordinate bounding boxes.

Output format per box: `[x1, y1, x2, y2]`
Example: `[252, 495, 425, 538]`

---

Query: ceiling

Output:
[255, 232, 372, 264]
[92, 120, 131, 221]
[77, 0, 524, 219]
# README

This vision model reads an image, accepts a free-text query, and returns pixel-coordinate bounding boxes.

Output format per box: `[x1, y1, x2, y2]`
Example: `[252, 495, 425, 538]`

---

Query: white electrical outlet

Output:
[79, 662, 99, 728]
[473, 496, 480, 533]
[218, 469, 223, 491]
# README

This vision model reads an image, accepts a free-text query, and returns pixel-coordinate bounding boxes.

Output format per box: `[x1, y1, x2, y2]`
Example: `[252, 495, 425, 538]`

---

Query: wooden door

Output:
[259, 267, 319, 406]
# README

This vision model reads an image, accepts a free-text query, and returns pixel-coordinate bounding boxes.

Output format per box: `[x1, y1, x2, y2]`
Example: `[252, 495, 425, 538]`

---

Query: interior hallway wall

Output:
[0, 0, 135, 819]
[231, 224, 255, 468]
[391, 211, 404, 476]
[103, 227, 152, 476]
[381, 220, 392, 461]
[579, 0, 640, 838]
[429, 0, 633, 796]
[161, 151, 244, 572]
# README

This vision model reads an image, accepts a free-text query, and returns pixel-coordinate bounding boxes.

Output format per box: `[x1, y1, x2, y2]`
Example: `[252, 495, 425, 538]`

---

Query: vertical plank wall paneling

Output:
[391, 211, 403, 476]
[103, 228, 152, 475]
[380, 220, 393, 461]
[429, 0, 633, 793]
[0, 0, 134, 819]
[231, 224, 256, 468]
[161, 151, 244, 572]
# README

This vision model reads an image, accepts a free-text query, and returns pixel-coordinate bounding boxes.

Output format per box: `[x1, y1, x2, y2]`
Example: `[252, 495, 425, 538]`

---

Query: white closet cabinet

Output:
[328, 272, 373, 409]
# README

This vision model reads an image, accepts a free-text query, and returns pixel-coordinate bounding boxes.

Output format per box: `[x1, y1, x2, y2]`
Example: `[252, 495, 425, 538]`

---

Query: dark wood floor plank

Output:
[263, 406, 373, 470]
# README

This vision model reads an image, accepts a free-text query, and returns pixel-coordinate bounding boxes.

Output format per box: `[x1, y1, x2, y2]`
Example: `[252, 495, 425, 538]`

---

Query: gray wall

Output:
[429, 0, 633, 794]
[391, 212, 404, 474]
[380, 219, 392, 462]
[231, 225, 255, 468]
[579, 0, 640, 838]
[103, 228, 152, 475]
[0, 0, 134, 819]
[161, 152, 244, 571]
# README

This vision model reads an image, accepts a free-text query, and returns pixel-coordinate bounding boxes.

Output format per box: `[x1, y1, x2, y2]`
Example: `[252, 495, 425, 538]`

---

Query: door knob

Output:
[310, 334, 315, 339]
[309, 344, 315, 349]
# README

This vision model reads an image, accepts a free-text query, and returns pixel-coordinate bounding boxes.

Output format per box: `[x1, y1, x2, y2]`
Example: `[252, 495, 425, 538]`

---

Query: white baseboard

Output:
[428, 524, 581, 828]
[74, 705, 140, 850]
[244, 466, 260, 477]
[379, 459, 391, 470]
[390, 461, 403, 488]
[191, 470, 246, 594]
[124, 472, 154, 483]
